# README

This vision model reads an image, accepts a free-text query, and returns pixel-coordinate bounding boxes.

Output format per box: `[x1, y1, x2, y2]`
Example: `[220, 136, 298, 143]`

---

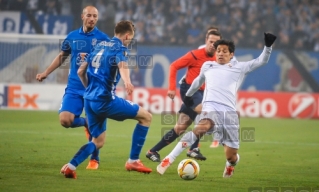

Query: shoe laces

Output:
[161, 158, 170, 167]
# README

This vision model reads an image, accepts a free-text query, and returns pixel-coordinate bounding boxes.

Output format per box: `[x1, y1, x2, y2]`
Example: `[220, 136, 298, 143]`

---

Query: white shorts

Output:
[195, 102, 239, 149]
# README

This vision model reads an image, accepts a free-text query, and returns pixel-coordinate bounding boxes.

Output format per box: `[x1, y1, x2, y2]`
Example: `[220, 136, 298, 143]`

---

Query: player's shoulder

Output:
[95, 28, 111, 40]
[186, 48, 205, 59]
[201, 61, 215, 71]
[65, 28, 81, 38]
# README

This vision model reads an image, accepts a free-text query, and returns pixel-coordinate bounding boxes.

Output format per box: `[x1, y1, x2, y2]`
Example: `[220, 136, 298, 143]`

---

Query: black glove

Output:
[264, 32, 277, 47]
[183, 96, 194, 107]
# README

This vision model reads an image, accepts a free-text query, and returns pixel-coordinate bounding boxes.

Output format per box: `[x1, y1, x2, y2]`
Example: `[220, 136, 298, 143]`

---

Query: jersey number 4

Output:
[92, 49, 105, 74]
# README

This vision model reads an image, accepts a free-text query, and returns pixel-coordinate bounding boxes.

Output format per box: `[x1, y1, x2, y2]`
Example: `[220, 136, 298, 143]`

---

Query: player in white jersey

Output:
[180, 26, 237, 148]
[157, 32, 277, 178]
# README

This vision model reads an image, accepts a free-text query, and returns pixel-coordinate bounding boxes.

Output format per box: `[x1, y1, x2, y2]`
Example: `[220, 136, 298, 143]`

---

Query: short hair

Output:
[206, 26, 219, 33]
[114, 20, 135, 35]
[206, 30, 222, 39]
[213, 39, 235, 53]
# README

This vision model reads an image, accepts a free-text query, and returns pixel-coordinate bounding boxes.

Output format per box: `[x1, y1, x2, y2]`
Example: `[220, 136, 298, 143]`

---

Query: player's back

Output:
[84, 37, 128, 102]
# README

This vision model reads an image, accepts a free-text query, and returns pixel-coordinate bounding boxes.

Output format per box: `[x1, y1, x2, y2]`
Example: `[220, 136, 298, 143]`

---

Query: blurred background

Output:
[0, 0, 318, 119]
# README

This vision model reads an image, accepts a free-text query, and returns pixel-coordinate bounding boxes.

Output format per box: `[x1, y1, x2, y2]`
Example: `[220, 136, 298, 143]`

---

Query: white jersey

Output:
[178, 45, 237, 85]
[186, 46, 272, 110]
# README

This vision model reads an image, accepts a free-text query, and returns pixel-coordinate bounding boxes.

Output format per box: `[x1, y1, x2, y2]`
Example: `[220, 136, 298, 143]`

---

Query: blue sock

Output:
[70, 117, 86, 128]
[88, 133, 100, 162]
[70, 142, 96, 167]
[90, 149, 100, 161]
[130, 124, 149, 160]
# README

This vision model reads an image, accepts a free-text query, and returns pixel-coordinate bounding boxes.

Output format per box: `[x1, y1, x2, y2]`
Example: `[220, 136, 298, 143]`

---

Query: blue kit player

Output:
[36, 6, 109, 169]
[60, 20, 153, 179]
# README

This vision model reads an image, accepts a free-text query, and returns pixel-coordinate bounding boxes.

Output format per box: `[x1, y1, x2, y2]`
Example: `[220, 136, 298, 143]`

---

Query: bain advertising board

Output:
[0, 84, 318, 119]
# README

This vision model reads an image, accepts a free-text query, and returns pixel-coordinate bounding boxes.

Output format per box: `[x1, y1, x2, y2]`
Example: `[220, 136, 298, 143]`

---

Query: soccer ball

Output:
[177, 159, 200, 180]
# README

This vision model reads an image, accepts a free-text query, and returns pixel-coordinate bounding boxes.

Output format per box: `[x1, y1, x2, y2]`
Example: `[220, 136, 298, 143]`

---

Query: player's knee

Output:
[174, 124, 187, 135]
[60, 118, 72, 128]
[140, 111, 152, 126]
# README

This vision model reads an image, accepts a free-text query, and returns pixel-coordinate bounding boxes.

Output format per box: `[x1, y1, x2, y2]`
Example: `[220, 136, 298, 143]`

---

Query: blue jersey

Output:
[84, 37, 128, 101]
[61, 27, 110, 95]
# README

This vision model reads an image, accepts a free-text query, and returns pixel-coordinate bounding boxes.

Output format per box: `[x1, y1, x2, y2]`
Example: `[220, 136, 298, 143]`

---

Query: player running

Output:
[146, 30, 222, 162]
[60, 20, 153, 179]
[36, 6, 110, 169]
[156, 32, 277, 177]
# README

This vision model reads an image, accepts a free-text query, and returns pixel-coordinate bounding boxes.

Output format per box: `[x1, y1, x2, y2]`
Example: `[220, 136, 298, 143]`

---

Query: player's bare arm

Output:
[77, 61, 89, 88]
[118, 61, 134, 95]
[36, 51, 70, 82]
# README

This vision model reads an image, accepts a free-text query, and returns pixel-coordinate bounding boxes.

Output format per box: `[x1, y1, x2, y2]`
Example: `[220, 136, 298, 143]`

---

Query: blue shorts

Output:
[179, 81, 203, 121]
[59, 92, 84, 117]
[84, 96, 139, 138]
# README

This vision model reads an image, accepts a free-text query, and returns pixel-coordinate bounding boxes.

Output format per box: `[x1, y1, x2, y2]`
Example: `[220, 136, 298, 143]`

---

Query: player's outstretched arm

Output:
[118, 61, 134, 95]
[241, 32, 277, 73]
[36, 51, 70, 82]
[77, 61, 89, 88]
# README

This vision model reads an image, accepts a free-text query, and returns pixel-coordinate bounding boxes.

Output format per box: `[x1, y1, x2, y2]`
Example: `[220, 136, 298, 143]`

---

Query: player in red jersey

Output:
[146, 30, 222, 162]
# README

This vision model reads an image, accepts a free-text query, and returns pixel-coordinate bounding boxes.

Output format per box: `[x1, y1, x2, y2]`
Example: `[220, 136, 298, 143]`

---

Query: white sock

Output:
[226, 154, 240, 167]
[167, 132, 198, 162]
[67, 163, 76, 170]
[128, 158, 138, 163]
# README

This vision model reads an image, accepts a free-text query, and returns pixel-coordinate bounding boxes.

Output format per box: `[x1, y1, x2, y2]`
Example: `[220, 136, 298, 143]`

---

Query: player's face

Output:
[216, 45, 234, 64]
[81, 7, 98, 32]
[205, 34, 221, 56]
[123, 32, 135, 47]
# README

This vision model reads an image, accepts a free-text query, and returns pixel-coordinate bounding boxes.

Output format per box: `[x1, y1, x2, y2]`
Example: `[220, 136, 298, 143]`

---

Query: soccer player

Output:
[156, 32, 277, 177]
[146, 30, 222, 162]
[36, 6, 110, 169]
[60, 20, 153, 179]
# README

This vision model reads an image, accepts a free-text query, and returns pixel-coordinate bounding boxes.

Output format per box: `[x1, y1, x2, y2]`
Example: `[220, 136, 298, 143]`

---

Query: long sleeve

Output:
[240, 46, 272, 74]
[168, 52, 194, 91]
[185, 61, 212, 96]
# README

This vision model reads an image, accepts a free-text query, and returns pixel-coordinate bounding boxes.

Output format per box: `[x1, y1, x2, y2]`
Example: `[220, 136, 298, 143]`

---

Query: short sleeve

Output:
[115, 47, 128, 64]
[61, 34, 71, 54]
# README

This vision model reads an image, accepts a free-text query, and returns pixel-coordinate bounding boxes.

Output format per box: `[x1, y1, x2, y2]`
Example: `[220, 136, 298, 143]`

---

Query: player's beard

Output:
[207, 50, 215, 57]
[86, 23, 95, 32]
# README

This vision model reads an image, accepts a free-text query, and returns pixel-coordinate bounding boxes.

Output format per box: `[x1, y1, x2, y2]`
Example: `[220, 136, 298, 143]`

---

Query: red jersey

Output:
[168, 48, 216, 91]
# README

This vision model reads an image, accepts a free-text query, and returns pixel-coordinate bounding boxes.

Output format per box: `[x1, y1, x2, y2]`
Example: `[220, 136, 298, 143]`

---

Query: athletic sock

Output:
[70, 117, 86, 128]
[189, 138, 200, 150]
[150, 128, 179, 152]
[167, 131, 197, 162]
[69, 142, 96, 167]
[129, 124, 149, 160]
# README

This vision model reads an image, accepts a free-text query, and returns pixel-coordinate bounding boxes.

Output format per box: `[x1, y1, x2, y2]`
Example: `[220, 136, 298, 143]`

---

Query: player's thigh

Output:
[218, 125, 239, 149]
[107, 97, 139, 121]
[84, 100, 107, 139]
[59, 92, 84, 117]
[179, 104, 198, 121]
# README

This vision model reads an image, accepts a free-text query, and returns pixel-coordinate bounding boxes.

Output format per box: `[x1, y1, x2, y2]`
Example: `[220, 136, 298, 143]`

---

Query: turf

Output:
[0, 110, 318, 192]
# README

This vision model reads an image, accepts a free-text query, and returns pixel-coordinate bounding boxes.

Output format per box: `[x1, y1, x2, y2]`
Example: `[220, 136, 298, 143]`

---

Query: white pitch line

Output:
[1, 130, 319, 146]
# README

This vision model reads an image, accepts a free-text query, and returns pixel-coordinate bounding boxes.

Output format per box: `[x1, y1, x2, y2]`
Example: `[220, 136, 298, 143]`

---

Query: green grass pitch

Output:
[0, 110, 318, 192]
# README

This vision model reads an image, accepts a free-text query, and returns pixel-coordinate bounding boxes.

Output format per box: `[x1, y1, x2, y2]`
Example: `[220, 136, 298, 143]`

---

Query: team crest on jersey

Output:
[76, 52, 89, 65]
[92, 38, 97, 46]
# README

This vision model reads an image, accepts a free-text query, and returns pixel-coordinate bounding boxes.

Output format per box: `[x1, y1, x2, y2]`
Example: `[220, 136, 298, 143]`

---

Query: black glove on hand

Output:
[264, 32, 277, 47]
[183, 96, 194, 107]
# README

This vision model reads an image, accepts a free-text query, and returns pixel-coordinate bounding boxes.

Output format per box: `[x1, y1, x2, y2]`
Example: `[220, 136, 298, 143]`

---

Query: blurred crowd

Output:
[1, 0, 319, 51]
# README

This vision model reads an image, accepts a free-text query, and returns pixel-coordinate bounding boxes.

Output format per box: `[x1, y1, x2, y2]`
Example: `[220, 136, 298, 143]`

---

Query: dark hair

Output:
[213, 39, 235, 53]
[206, 30, 222, 39]
[114, 20, 135, 35]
